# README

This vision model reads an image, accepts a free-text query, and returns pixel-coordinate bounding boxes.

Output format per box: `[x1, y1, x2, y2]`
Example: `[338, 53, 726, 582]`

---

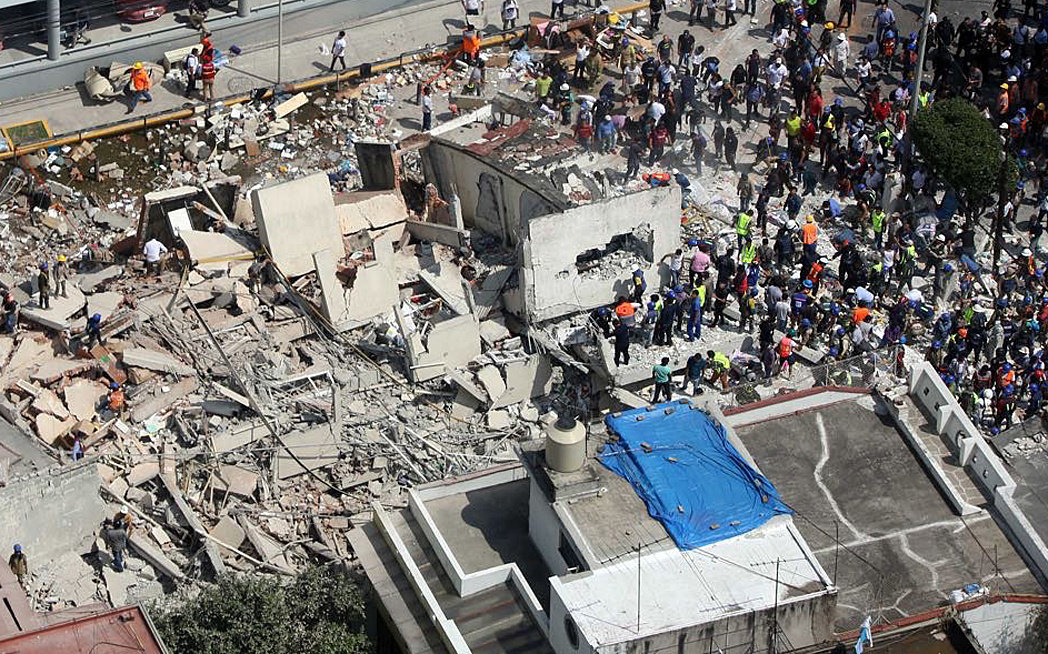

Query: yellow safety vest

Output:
[871, 210, 885, 233]
[735, 212, 753, 236]
[741, 243, 757, 263]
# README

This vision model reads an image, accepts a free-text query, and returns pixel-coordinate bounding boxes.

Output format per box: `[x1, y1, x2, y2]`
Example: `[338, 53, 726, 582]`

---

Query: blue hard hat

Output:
[688, 238, 698, 246]
[92, 313, 101, 321]
[944, 374, 955, 384]
[899, 336, 908, 344]
[801, 318, 812, 327]
[803, 279, 813, 289]
[13, 544, 21, 553]
[1020, 149, 1029, 157]
[829, 347, 839, 356]
[943, 263, 953, 273]
[991, 427, 1000, 435]
[836, 326, 846, 336]
[1004, 363, 1013, 372]
[932, 340, 942, 349]
[598, 307, 610, 316]
[779, 152, 788, 160]
[110, 382, 119, 390]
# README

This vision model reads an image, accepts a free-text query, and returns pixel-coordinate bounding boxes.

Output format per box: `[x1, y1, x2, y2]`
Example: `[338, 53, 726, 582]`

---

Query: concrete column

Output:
[46, 0, 61, 61]
[237, 0, 249, 17]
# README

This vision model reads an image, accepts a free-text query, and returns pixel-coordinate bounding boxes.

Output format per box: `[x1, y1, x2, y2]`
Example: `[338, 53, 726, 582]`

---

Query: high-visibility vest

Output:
[735, 212, 753, 236]
[918, 91, 930, 108]
[713, 352, 731, 370]
[785, 115, 802, 135]
[616, 302, 635, 317]
[802, 222, 817, 244]
[741, 243, 757, 263]
[695, 285, 707, 304]
[871, 210, 886, 233]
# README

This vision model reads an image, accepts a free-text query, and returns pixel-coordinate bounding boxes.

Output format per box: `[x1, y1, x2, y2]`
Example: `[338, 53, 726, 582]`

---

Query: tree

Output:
[150, 566, 371, 654]
[912, 97, 1018, 203]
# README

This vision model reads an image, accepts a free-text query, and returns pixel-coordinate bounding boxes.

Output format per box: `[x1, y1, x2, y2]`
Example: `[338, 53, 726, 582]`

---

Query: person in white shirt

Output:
[421, 85, 434, 131]
[500, 0, 519, 29]
[573, 42, 590, 82]
[329, 30, 347, 72]
[551, 0, 565, 19]
[462, 0, 483, 19]
[143, 238, 168, 277]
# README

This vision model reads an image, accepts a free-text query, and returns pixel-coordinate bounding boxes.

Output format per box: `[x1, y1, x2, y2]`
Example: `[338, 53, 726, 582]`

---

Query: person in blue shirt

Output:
[687, 288, 703, 341]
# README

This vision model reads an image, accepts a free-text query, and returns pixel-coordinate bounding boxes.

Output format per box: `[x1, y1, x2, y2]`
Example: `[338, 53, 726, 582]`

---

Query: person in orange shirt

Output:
[801, 214, 818, 259]
[852, 305, 870, 325]
[462, 24, 482, 63]
[127, 62, 153, 114]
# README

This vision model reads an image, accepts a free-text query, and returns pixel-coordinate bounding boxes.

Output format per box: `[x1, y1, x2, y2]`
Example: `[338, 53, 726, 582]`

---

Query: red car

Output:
[115, 0, 169, 22]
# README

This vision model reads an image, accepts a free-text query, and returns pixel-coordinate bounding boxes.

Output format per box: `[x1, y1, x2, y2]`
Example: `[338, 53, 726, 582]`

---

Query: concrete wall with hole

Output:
[520, 185, 681, 323]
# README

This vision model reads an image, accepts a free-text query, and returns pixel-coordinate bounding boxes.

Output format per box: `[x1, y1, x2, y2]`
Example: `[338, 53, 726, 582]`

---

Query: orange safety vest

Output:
[852, 307, 870, 325]
[132, 69, 151, 91]
[778, 337, 794, 358]
[463, 32, 481, 58]
[801, 222, 817, 244]
[615, 302, 635, 317]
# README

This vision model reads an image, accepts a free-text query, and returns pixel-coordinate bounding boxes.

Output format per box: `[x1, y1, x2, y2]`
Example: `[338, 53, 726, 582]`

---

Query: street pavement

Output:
[0, 0, 945, 140]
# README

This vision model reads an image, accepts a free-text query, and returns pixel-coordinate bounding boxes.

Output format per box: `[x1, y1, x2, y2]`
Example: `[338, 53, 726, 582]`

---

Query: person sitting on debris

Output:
[142, 237, 168, 277]
[8, 545, 27, 587]
[84, 313, 104, 349]
[2, 293, 18, 335]
[36, 263, 50, 310]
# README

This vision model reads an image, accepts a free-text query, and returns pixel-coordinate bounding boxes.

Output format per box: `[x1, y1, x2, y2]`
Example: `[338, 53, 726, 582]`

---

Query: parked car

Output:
[115, 0, 169, 22]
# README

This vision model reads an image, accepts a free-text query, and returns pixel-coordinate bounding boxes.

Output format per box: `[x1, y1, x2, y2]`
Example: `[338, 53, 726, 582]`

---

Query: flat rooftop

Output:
[995, 423, 1048, 551]
[551, 516, 831, 649]
[423, 478, 552, 608]
[732, 392, 1043, 629]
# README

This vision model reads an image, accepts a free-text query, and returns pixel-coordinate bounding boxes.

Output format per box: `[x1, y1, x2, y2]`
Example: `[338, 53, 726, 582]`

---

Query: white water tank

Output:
[545, 414, 586, 473]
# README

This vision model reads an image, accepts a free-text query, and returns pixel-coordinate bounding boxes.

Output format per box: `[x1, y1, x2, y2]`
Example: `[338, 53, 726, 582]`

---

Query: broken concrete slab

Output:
[486, 410, 511, 430]
[478, 317, 511, 347]
[131, 377, 199, 423]
[126, 461, 160, 486]
[275, 424, 340, 480]
[63, 379, 106, 422]
[401, 313, 482, 383]
[75, 265, 123, 294]
[121, 348, 195, 376]
[179, 229, 254, 272]
[404, 219, 470, 249]
[160, 475, 226, 577]
[210, 465, 258, 498]
[20, 285, 87, 331]
[418, 262, 469, 316]
[252, 173, 343, 277]
[446, 369, 488, 405]
[209, 516, 246, 549]
[274, 92, 309, 119]
[31, 387, 70, 419]
[451, 388, 481, 420]
[344, 259, 399, 326]
[86, 291, 124, 323]
[102, 565, 135, 607]
[34, 413, 77, 445]
[475, 365, 507, 403]
[335, 190, 409, 235]
[491, 355, 553, 409]
[237, 516, 293, 573]
[313, 249, 348, 327]
[31, 359, 96, 385]
[210, 421, 268, 453]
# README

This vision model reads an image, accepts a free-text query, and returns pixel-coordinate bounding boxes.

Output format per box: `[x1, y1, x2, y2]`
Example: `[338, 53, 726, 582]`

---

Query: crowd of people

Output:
[524, 0, 1048, 434]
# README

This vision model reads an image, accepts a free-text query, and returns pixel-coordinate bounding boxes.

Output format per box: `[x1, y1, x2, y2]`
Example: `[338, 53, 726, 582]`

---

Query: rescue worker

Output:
[127, 62, 153, 114]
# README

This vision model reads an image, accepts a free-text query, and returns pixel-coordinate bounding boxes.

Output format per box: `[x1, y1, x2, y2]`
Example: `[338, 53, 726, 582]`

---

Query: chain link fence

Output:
[720, 345, 905, 410]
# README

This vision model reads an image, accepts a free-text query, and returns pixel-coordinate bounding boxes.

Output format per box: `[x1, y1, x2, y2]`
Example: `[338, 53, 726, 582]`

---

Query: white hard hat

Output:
[1023, 247, 1033, 256]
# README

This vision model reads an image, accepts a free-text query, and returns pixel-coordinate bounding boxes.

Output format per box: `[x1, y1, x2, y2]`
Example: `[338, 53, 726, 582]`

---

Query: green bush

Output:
[151, 566, 371, 654]
[912, 97, 1018, 201]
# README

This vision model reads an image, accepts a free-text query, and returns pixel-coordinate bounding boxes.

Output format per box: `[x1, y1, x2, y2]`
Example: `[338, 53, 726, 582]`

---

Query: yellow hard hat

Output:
[608, 12, 620, 24]
[824, 21, 835, 29]
[57, 254, 66, 262]
[133, 62, 143, 70]
[806, 215, 814, 223]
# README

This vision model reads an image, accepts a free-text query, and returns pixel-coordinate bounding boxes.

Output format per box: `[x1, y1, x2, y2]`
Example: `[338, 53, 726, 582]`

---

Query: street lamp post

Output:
[277, 0, 284, 83]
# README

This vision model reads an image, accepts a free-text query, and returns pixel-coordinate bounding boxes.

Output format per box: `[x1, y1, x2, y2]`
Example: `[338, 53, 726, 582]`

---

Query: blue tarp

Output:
[599, 401, 792, 550]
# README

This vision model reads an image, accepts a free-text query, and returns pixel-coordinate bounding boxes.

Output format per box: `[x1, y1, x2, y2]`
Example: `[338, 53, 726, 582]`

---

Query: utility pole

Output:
[276, 0, 284, 83]
[904, 0, 934, 171]
[636, 542, 642, 633]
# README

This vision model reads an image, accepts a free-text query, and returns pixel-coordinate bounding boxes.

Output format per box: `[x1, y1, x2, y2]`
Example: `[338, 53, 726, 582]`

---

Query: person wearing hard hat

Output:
[53, 254, 69, 297]
[126, 62, 153, 114]
[8, 545, 27, 587]
[84, 312, 104, 349]
[801, 214, 818, 259]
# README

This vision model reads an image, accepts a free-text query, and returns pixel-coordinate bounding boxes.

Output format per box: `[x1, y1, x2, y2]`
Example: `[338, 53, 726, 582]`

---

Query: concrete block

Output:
[275, 424, 341, 480]
[475, 365, 506, 402]
[252, 173, 342, 277]
[34, 413, 76, 444]
[344, 260, 399, 325]
[407, 314, 482, 383]
[30, 359, 95, 384]
[404, 219, 469, 249]
[131, 377, 199, 423]
[336, 190, 408, 234]
[31, 387, 70, 420]
[126, 461, 160, 487]
[486, 410, 511, 430]
[274, 92, 309, 119]
[313, 249, 348, 326]
[210, 465, 258, 498]
[64, 379, 107, 422]
[179, 230, 253, 271]
[86, 291, 124, 323]
[211, 422, 268, 453]
[209, 516, 246, 549]
[121, 348, 195, 376]
[419, 262, 469, 316]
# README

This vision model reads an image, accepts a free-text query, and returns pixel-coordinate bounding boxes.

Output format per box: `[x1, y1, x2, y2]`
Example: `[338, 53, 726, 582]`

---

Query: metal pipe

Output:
[46, 0, 61, 61]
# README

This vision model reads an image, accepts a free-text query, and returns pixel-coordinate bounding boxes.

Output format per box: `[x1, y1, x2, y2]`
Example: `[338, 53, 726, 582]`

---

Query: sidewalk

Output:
[0, 0, 637, 138]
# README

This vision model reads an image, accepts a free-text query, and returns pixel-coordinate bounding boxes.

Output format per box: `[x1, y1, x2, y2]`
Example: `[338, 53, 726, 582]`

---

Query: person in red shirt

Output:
[201, 53, 217, 102]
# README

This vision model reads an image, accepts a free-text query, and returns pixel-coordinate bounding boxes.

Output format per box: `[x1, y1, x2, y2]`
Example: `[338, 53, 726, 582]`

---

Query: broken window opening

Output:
[572, 225, 655, 280]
